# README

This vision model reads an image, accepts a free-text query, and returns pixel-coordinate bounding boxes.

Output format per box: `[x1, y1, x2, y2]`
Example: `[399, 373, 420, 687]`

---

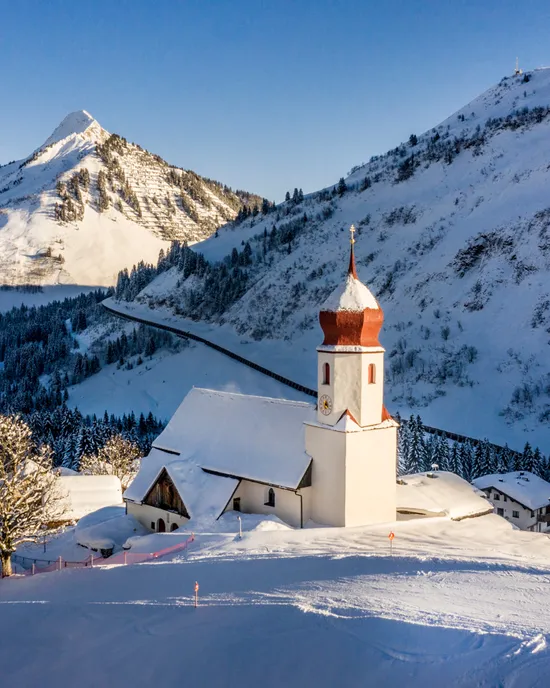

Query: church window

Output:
[322, 362, 330, 385]
[265, 488, 275, 507]
[368, 363, 376, 384]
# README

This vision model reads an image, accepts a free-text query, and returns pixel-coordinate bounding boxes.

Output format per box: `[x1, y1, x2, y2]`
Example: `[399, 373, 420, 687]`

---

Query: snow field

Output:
[3, 514, 550, 686]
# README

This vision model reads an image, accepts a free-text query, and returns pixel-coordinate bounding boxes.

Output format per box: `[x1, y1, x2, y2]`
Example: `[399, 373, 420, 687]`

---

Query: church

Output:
[124, 227, 398, 530]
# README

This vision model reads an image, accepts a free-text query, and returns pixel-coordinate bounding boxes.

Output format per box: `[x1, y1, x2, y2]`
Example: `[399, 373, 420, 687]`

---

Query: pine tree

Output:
[436, 435, 450, 471]
[422, 434, 437, 471]
[523, 442, 535, 473]
[336, 177, 347, 196]
[448, 443, 461, 475]
[533, 447, 545, 478]
[397, 417, 410, 476]
[460, 442, 474, 482]
[404, 415, 424, 474]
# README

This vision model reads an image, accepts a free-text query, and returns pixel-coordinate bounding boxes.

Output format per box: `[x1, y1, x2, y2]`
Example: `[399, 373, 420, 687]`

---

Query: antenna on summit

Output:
[514, 57, 523, 76]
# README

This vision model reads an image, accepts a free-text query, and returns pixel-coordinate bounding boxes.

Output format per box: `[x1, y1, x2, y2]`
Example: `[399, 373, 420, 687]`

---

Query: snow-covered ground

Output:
[3, 513, 550, 687]
[68, 335, 307, 419]
[0, 285, 100, 313]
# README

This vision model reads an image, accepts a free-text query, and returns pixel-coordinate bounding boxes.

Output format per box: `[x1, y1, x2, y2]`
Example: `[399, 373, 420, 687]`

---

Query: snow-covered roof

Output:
[125, 388, 315, 523]
[123, 448, 239, 524]
[321, 273, 379, 312]
[397, 471, 492, 520]
[473, 472, 550, 511]
[154, 388, 315, 488]
[54, 475, 123, 521]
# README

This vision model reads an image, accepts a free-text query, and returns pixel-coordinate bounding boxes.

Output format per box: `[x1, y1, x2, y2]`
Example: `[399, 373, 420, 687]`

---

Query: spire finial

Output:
[348, 224, 358, 278]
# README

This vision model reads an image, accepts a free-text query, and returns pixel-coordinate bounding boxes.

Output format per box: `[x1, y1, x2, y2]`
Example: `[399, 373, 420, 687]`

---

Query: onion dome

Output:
[319, 226, 383, 347]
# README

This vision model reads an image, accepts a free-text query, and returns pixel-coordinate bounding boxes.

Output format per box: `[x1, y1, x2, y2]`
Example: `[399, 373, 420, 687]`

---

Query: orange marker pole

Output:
[194, 580, 199, 608]
[388, 531, 395, 556]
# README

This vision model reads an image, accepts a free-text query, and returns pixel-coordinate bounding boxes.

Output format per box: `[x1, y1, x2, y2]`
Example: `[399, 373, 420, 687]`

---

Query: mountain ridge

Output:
[0, 110, 263, 286]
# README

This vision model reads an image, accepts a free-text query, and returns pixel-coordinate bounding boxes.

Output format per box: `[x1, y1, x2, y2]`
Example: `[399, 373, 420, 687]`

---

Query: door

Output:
[157, 518, 166, 533]
[233, 497, 241, 512]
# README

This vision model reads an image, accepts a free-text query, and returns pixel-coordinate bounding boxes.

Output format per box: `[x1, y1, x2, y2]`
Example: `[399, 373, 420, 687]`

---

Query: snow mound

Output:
[76, 513, 148, 553]
[321, 274, 379, 312]
[216, 511, 292, 532]
[397, 471, 492, 520]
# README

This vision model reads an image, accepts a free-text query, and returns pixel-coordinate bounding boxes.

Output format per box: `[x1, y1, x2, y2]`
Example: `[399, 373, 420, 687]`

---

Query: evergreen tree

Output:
[460, 442, 474, 482]
[422, 434, 437, 471]
[404, 415, 424, 474]
[397, 416, 410, 476]
[336, 177, 347, 196]
[533, 447, 545, 478]
[522, 442, 535, 473]
[448, 443, 461, 475]
[436, 435, 450, 471]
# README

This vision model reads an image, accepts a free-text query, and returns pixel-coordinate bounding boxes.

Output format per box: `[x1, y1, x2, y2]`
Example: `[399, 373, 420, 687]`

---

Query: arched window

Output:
[368, 363, 376, 384]
[157, 518, 166, 533]
[322, 362, 330, 385]
[265, 488, 275, 507]
[170, 523, 179, 532]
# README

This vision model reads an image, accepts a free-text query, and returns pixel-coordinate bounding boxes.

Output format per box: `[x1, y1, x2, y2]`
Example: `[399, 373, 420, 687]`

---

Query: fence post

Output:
[58, 556, 62, 571]
[124, 551, 127, 565]
[32, 563, 35, 576]
[91, 553, 94, 568]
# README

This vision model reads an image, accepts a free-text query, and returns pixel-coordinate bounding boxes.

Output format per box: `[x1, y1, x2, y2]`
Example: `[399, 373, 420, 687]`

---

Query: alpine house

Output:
[124, 226, 398, 529]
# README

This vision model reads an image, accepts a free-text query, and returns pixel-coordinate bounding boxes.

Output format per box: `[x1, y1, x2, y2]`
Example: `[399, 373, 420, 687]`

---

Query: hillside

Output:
[111, 68, 550, 449]
[0, 110, 262, 286]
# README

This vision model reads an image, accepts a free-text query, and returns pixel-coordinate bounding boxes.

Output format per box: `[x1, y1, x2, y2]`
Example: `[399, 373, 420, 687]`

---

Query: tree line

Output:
[398, 415, 547, 482]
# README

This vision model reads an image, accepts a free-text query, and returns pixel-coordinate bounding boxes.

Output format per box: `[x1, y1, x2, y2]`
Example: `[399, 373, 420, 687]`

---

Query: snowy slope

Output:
[0, 111, 258, 286]
[122, 68, 550, 449]
[4, 514, 550, 686]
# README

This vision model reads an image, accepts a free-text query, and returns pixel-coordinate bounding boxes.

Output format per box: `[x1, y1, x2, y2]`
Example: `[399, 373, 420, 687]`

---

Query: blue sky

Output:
[1, 0, 550, 200]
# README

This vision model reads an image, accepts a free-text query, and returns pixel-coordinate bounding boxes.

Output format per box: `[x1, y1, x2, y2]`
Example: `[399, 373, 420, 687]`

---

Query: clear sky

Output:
[1, 0, 550, 201]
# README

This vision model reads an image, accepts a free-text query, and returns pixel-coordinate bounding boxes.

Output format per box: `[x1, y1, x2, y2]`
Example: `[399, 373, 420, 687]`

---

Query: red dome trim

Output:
[319, 308, 384, 347]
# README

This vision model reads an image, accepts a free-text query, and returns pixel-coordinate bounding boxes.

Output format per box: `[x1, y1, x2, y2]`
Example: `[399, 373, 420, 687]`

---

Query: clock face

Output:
[319, 394, 333, 416]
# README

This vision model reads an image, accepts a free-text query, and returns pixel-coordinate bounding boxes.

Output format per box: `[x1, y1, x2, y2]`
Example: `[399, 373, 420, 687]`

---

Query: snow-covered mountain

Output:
[115, 68, 550, 448]
[0, 110, 260, 286]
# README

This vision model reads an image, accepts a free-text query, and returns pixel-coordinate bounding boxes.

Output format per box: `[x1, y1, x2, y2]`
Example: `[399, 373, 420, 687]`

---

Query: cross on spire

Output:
[348, 224, 358, 278]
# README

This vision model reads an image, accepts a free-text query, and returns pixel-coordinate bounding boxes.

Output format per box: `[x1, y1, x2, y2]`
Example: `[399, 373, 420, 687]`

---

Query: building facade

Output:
[473, 471, 550, 532]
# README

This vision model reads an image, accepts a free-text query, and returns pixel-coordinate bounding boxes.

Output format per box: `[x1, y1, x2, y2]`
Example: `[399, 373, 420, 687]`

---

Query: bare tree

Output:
[0, 415, 62, 577]
[80, 435, 141, 492]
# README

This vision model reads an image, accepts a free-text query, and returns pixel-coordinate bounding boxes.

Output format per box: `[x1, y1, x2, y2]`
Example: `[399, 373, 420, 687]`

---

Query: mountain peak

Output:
[41, 110, 108, 149]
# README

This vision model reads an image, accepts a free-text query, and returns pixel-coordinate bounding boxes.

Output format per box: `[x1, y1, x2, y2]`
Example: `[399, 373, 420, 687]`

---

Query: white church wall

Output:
[305, 424, 346, 526]
[317, 350, 384, 427]
[345, 425, 397, 526]
[227, 480, 307, 528]
[126, 501, 189, 532]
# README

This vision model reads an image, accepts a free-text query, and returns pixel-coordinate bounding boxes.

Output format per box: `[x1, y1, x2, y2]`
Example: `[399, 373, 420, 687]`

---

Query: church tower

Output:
[305, 226, 397, 527]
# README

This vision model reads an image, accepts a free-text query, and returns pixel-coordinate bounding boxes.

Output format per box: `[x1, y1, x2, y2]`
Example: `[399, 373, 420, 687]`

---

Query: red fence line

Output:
[13, 534, 195, 577]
